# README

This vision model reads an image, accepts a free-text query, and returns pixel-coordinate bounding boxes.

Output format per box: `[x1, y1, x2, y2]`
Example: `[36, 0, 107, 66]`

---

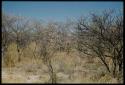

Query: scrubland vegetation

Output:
[2, 10, 123, 83]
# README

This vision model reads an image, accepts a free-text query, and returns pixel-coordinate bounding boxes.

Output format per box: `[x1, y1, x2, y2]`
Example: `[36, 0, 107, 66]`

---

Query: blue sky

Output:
[2, 1, 123, 22]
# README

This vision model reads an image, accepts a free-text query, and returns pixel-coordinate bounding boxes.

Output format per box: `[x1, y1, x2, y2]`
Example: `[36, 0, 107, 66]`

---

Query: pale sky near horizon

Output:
[2, 1, 123, 22]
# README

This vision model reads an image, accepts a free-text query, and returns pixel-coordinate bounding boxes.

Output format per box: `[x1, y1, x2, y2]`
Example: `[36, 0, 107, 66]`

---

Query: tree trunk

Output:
[48, 61, 56, 84]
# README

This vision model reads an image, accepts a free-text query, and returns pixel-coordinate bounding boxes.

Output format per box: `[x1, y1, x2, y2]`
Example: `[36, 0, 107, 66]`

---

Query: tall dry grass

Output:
[2, 42, 121, 83]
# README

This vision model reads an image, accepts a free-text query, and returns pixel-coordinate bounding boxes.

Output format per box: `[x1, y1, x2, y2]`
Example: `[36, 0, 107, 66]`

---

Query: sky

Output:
[2, 1, 123, 22]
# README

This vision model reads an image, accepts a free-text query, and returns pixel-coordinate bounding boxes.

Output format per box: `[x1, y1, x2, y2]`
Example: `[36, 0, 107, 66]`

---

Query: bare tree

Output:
[9, 16, 30, 62]
[56, 20, 75, 53]
[33, 21, 58, 83]
[2, 14, 16, 57]
[2, 14, 18, 66]
[76, 10, 123, 79]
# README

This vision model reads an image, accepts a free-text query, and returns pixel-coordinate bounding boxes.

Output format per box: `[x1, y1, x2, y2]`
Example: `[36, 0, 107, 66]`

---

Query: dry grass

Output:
[2, 43, 121, 83]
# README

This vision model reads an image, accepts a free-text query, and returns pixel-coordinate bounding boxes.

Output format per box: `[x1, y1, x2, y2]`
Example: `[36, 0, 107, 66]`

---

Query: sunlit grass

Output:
[2, 43, 120, 83]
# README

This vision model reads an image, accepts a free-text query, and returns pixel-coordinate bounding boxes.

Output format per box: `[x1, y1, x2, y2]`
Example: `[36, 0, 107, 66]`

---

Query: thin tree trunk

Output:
[48, 60, 56, 84]
[101, 57, 111, 73]
[17, 36, 21, 62]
